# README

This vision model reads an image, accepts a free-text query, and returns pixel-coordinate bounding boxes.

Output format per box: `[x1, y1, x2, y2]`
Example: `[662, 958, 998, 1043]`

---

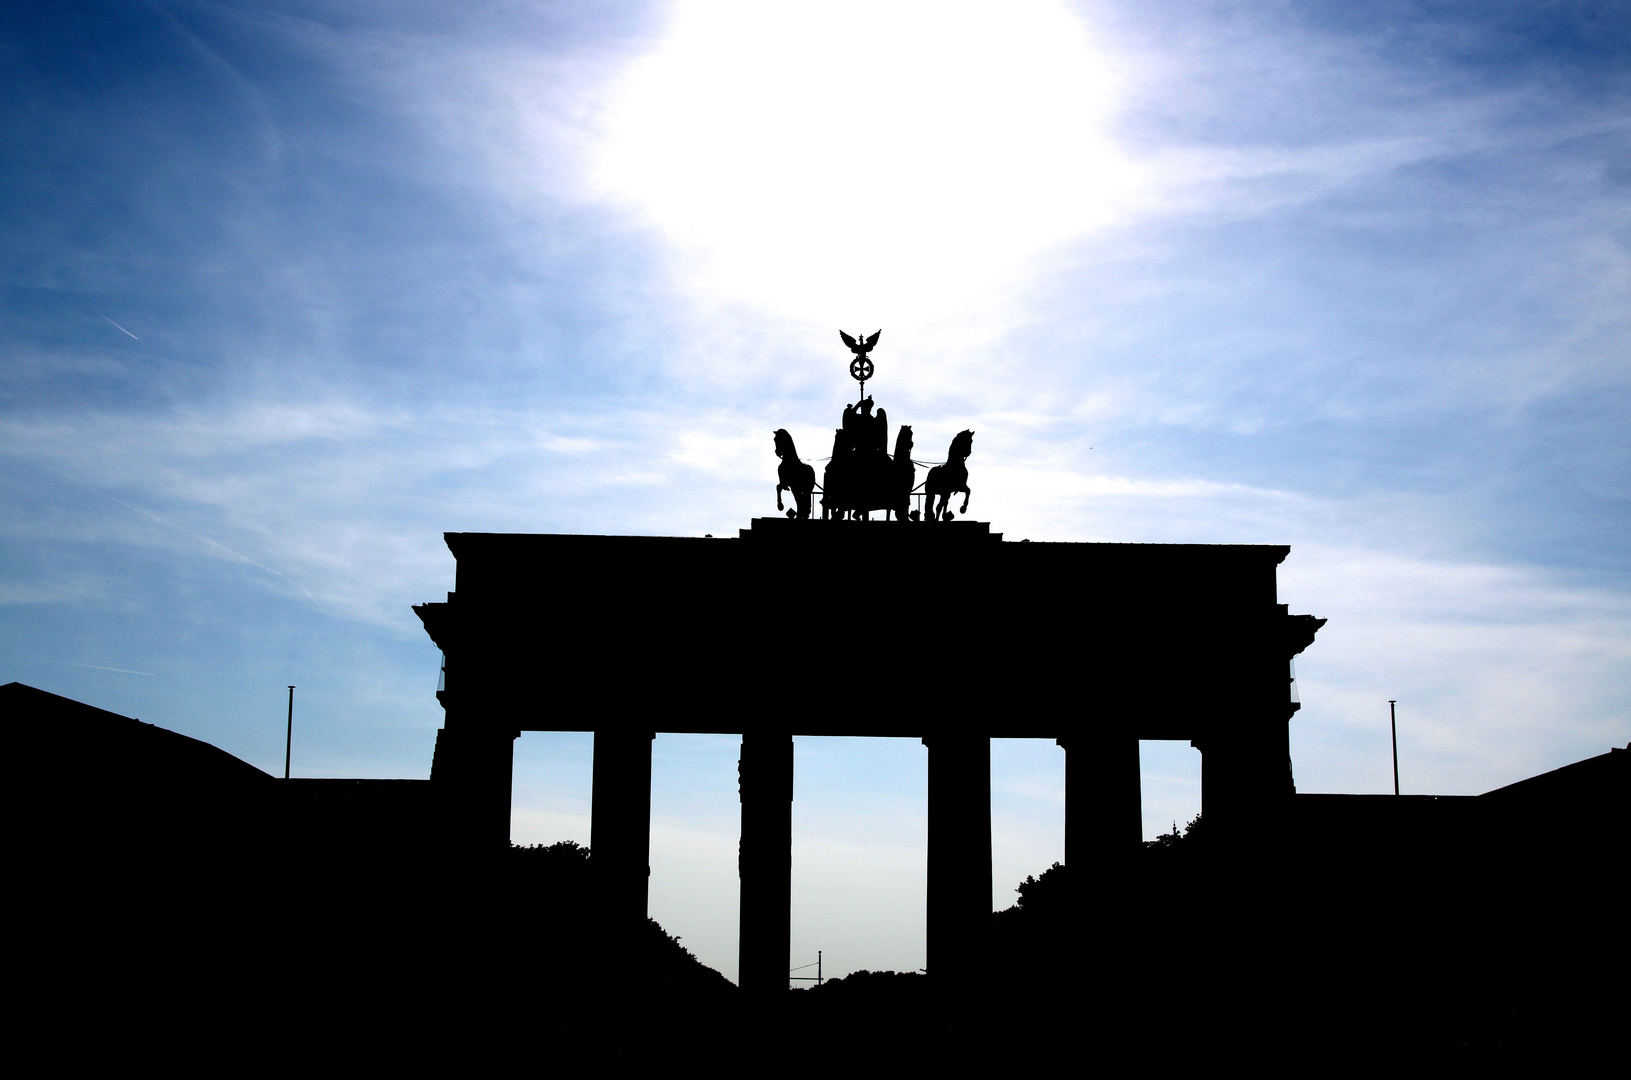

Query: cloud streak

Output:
[45, 659, 156, 677]
[99, 314, 139, 340]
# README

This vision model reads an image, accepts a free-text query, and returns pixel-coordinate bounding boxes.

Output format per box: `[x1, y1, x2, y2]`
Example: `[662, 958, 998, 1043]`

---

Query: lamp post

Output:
[1388, 699, 1399, 796]
[285, 688, 295, 783]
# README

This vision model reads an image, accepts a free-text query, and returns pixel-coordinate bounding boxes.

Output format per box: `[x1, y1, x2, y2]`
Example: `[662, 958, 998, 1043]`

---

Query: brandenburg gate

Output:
[411, 332, 1324, 994]
[414, 521, 1323, 991]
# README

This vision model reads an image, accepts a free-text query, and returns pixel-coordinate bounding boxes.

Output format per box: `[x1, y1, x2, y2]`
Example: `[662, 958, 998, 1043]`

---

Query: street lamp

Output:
[1388, 699, 1399, 796]
[285, 688, 295, 783]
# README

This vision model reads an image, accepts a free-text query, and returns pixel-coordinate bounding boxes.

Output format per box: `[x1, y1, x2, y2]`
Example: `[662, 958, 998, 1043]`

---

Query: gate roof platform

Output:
[416, 520, 1317, 741]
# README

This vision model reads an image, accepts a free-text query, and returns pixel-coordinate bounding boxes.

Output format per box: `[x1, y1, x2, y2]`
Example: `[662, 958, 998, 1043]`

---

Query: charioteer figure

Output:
[841, 396, 889, 457]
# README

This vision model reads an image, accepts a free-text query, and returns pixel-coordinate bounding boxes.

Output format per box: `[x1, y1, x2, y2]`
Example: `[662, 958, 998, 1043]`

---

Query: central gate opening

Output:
[790, 736, 927, 984]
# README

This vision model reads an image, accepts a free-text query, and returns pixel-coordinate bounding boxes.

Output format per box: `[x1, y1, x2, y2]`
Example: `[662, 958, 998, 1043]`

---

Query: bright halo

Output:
[589, 0, 1142, 325]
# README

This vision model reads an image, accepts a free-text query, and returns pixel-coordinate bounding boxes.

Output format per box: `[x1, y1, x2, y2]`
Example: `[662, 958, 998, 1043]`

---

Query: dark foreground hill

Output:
[6, 683, 735, 1071]
[27, 836, 739, 1072]
[9, 682, 1626, 1071]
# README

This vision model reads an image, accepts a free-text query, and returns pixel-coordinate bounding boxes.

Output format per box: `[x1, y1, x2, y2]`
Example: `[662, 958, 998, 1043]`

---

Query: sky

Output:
[3, 1, 1628, 984]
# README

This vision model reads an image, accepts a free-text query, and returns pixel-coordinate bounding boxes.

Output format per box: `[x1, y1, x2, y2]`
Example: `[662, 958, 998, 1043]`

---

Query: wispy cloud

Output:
[1284, 545, 1631, 793]
[45, 659, 156, 677]
[2, 447, 331, 617]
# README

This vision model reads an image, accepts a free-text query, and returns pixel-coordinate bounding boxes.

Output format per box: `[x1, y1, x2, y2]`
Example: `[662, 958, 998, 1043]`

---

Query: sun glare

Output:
[589, 0, 1139, 326]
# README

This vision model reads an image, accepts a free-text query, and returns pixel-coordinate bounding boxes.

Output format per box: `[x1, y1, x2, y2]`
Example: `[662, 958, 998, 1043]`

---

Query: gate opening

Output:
[991, 738, 1065, 912]
[649, 733, 742, 985]
[790, 736, 927, 984]
[509, 732, 594, 848]
[1138, 740, 1202, 842]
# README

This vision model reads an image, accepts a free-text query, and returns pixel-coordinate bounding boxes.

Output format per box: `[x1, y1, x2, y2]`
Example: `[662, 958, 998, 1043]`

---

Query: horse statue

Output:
[773, 428, 815, 520]
[924, 430, 974, 521]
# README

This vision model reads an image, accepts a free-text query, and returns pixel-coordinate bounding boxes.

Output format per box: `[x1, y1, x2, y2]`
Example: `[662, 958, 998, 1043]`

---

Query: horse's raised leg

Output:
[776, 482, 785, 512]
[960, 486, 971, 515]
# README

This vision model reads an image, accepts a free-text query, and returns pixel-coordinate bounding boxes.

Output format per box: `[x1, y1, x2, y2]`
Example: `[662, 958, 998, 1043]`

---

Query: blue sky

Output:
[4, 1, 1628, 983]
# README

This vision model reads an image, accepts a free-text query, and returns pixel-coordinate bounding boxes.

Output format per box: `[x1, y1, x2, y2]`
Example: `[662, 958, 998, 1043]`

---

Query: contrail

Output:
[99, 313, 139, 339]
[22, 457, 332, 616]
[45, 659, 156, 676]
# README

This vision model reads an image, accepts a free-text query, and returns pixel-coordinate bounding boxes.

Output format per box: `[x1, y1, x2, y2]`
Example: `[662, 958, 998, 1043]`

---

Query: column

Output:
[1195, 680, 1293, 855]
[1060, 733, 1142, 870]
[429, 723, 517, 852]
[924, 733, 991, 991]
[1200, 607, 1313, 852]
[738, 731, 793, 997]
[1059, 733, 1141, 981]
[591, 730, 655, 946]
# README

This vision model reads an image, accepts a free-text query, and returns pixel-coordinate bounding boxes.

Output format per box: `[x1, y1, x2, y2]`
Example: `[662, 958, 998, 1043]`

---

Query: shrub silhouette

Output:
[499, 841, 733, 993]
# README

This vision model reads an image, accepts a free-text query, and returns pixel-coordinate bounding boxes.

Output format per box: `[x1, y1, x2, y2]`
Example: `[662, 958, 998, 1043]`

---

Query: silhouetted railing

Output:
[812, 488, 957, 520]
